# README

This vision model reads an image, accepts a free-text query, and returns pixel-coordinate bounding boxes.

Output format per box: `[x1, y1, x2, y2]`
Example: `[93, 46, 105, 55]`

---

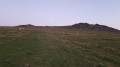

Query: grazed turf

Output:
[42, 27, 120, 67]
[0, 29, 86, 67]
[0, 27, 120, 67]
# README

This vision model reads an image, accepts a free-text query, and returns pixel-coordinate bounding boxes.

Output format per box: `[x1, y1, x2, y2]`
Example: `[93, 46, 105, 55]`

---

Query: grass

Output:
[0, 27, 120, 67]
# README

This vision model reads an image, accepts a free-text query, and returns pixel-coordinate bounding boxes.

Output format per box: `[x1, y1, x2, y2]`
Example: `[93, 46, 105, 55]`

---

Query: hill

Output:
[70, 23, 120, 33]
[17, 24, 34, 27]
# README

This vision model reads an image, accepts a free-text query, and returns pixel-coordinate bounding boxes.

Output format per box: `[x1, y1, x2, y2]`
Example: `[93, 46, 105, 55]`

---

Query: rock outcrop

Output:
[17, 24, 34, 27]
[71, 23, 120, 33]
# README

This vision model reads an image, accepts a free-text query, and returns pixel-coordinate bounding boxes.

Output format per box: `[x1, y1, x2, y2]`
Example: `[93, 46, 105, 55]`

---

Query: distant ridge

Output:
[17, 24, 34, 27]
[71, 23, 120, 33]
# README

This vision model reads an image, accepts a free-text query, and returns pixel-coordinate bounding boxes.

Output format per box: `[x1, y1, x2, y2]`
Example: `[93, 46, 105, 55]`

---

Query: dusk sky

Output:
[0, 0, 120, 29]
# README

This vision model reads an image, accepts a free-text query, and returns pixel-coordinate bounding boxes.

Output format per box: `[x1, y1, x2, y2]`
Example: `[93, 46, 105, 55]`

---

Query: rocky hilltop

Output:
[71, 23, 120, 33]
[17, 24, 34, 27]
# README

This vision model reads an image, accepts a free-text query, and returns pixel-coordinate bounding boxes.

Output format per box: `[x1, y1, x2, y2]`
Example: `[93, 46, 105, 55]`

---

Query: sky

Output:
[0, 0, 120, 29]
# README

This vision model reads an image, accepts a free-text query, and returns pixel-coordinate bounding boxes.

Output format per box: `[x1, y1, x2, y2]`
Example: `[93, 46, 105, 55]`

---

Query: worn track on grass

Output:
[0, 29, 87, 67]
[0, 27, 120, 67]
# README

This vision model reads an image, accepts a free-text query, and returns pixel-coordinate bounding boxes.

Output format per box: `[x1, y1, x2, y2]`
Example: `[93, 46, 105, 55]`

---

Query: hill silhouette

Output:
[71, 23, 120, 33]
[17, 24, 34, 27]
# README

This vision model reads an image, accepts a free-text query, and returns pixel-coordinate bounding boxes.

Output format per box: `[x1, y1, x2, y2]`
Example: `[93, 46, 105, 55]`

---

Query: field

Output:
[0, 27, 120, 67]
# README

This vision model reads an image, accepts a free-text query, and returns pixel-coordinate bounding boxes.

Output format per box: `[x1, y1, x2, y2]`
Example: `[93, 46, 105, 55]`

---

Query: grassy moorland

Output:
[0, 27, 120, 67]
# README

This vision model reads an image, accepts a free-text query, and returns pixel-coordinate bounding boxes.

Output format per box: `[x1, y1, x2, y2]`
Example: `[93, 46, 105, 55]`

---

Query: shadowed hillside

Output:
[70, 23, 120, 33]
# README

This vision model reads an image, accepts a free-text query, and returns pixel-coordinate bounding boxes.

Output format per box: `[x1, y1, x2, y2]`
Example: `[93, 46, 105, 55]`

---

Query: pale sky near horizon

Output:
[0, 0, 120, 29]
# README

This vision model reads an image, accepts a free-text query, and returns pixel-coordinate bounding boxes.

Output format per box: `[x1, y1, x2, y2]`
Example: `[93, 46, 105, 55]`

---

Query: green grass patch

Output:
[0, 27, 120, 67]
